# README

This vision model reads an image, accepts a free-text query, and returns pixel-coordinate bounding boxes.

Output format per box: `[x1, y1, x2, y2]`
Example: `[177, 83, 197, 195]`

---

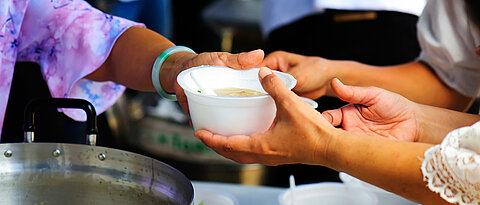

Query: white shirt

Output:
[314, 0, 425, 16]
[417, 0, 480, 98]
[418, 1, 480, 203]
[261, 0, 426, 36]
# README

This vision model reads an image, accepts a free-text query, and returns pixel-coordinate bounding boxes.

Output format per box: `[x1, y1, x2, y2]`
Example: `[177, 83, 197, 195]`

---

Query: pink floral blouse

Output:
[0, 0, 143, 135]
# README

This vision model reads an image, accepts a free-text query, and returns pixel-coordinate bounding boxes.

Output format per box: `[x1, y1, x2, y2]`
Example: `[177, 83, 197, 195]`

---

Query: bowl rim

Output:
[193, 187, 240, 205]
[278, 182, 378, 205]
[177, 66, 297, 100]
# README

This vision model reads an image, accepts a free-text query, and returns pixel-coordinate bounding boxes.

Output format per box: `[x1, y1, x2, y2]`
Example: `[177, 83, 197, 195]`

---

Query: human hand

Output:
[260, 51, 333, 99]
[194, 67, 337, 166]
[322, 79, 418, 142]
[161, 49, 265, 114]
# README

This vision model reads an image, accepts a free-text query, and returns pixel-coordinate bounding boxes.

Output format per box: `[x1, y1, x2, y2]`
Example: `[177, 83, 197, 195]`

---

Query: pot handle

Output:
[23, 98, 98, 146]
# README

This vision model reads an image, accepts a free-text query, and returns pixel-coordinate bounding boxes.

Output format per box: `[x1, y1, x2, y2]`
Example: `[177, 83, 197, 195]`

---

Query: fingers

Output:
[259, 67, 299, 110]
[226, 49, 264, 69]
[185, 49, 264, 71]
[259, 51, 300, 72]
[259, 52, 282, 71]
[322, 109, 343, 127]
[194, 130, 260, 163]
[330, 78, 380, 107]
[195, 130, 288, 165]
[174, 83, 189, 115]
[194, 130, 225, 149]
[195, 130, 251, 151]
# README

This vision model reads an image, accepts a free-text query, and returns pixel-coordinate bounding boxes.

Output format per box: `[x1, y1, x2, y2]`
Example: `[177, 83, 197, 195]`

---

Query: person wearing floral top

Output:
[0, 0, 264, 139]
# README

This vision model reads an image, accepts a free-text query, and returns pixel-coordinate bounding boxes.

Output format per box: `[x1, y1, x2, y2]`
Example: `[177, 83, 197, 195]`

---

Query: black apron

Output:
[1, 62, 113, 145]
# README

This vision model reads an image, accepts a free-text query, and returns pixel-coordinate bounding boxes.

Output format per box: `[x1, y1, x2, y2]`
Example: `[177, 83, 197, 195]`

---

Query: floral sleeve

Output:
[16, 0, 145, 120]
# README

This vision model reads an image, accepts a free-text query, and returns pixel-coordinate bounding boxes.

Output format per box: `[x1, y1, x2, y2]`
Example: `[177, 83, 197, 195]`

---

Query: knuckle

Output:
[223, 143, 234, 153]
[216, 52, 227, 63]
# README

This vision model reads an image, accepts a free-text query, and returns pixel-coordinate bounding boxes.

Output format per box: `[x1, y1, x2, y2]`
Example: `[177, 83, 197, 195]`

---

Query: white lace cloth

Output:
[422, 121, 480, 204]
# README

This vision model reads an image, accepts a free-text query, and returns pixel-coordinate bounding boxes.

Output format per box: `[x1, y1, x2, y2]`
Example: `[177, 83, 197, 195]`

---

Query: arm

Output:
[194, 68, 458, 204]
[87, 27, 264, 92]
[330, 60, 473, 111]
[86, 27, 264, 112]
[86, 27, 175, 91]
[327, 131, 447, 204]
[261, 51, 474, 111]
[19, 1, 263, 120]
[414, 103, 480, 144]
[321, 78, 480, 144]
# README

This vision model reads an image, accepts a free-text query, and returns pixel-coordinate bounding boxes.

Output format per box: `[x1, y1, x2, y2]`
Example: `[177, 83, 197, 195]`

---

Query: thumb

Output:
[258, 67, 298, 109]
[330, 78, 379, 107]
[322, 109, 343, 127]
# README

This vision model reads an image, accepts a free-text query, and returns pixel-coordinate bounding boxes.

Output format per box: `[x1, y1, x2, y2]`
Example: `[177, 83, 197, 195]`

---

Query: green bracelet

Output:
[152, 46, 196, 101]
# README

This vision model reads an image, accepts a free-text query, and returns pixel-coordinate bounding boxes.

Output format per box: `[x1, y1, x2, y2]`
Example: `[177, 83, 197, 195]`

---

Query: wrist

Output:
[414, 102, 451, 144]
[321, 129, 370, 172]
[311, 126, 341, 166]
[158, 51, 197, 93]
[325, 60, 374, 96]
[324, 59, 336, 96]
[413, 102, 426, 143]
[321, 59, 346, 96]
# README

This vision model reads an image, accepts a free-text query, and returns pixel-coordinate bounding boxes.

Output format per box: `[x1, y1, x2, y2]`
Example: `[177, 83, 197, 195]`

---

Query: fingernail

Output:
[333, 78, 344, 85]
[259, 67, 273, 79]
[322, 112, 333, 124]
[249, 49, 264, 57]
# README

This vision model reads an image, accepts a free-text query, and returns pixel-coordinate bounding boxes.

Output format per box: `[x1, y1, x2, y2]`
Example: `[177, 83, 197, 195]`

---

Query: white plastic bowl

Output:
[278, 182, 378, 205]
[177, 66, 296, 136]
[299, 97, 318, 109]
[339, 173, 418, 205]
[193, 188, 239, 205]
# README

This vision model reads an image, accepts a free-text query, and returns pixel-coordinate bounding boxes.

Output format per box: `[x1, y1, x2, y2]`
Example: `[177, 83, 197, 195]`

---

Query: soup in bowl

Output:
[177, 66, 296, 136]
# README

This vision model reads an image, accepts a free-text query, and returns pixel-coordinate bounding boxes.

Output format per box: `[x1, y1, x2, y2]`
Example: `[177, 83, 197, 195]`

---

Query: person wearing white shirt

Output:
[261, 0, 477, 112]
[261, 0, 426, 110]
[260, 0, 426, 187]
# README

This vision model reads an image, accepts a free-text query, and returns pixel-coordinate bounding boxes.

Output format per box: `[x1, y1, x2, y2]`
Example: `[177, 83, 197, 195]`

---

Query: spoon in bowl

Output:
[190, 71, 217, 96]
[290, 175, 296, 205]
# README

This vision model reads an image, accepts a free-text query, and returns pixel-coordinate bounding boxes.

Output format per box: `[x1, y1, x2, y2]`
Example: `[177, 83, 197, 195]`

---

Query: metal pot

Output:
[0, 98, 193, 204]
[108, 95, 267, 186]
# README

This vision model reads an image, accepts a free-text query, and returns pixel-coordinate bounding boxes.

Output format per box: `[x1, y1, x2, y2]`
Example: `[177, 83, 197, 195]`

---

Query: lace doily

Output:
[421, 122, 480, 205]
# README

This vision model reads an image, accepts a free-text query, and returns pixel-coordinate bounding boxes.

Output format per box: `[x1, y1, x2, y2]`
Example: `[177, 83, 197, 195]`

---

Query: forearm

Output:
[414, 103, 480, 144]
[86, 27, 195, 92]
[324, 131, 448, 204]
[327, 60, 473, 111]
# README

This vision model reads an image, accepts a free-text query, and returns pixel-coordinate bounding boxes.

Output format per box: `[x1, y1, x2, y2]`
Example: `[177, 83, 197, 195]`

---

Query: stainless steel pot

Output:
[0, 98, 193, 204]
